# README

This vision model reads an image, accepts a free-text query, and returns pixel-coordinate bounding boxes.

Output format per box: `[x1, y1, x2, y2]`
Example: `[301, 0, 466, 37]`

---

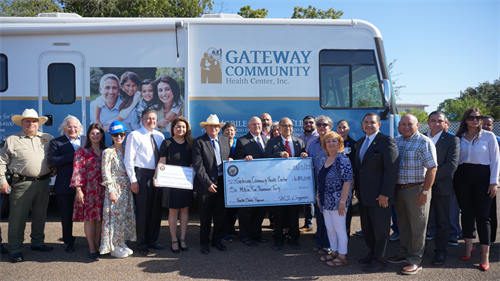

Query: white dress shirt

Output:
[124, 126, 165, 183]
[281, 135, 295, 157]
[427, 130, 443, 145]
[458, 130, 499, 184]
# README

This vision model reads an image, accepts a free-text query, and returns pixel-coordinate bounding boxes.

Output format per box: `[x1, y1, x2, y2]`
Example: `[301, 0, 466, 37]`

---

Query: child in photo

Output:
[136, 79, 162, 121]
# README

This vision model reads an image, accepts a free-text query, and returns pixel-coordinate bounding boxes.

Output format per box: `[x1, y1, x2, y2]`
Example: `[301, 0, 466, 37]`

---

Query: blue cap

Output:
[109, 121, 126, 135]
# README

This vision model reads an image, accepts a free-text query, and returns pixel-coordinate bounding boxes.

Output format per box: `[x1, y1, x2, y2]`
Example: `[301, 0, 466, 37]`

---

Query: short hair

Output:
[482, 115, 494, 122]
[321, 131, 344, 154]
[427, 111, 446, 120]
[84, 123, 106, 150]
[221, 122, 236, 133]
[99, 73, 120, 89]
[279, 117, 292, 126]
[315, 115, 333, 128]
[362, 112, 380, 123]
[337, 119, 348, 126]
[303, 115, 315, 122]
[58, 115, 83, 137]
[141, 108, 157, 119]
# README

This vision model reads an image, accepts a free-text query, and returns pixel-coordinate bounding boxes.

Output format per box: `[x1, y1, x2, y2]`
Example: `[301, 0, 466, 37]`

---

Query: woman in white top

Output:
[453, 107, 499, 271]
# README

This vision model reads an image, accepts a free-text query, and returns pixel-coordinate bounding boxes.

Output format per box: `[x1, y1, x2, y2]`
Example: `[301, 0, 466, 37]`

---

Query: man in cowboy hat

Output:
[192, 114, 232, 254]
[0, 109, 55, 262]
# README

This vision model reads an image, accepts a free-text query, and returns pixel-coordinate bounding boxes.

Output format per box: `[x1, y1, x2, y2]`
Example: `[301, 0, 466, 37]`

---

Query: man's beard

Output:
[262, 126, 271, 132]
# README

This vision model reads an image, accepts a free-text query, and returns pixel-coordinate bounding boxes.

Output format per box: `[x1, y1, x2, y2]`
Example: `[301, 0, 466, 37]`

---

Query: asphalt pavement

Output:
[1, 196, 499, 280]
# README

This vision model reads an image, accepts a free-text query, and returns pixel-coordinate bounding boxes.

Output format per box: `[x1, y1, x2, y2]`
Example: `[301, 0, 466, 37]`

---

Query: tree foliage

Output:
[438, 78, 500, 120]
[291, 5, 343, 19]
[237, 5, 268, 18]
[61, 0, 213, 18]
[399, 108, 428, 123]
[0, 0, 61, 17]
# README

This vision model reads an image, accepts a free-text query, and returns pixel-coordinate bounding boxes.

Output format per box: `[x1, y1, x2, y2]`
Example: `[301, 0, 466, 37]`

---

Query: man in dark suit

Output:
[425, 111, 460, 266]
[234, 116, 269, 247]
[264, 117, 308, 251]
[355, 113, 399, 272]
[49, 115, 85, 253]
[192, 114, 232, 254]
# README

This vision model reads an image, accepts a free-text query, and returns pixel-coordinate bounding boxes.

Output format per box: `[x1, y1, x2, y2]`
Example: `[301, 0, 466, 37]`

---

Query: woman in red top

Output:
[70, 123, 107, 260]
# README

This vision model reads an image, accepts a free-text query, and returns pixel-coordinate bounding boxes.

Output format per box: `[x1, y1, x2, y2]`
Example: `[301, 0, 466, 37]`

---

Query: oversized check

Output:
[155, 164, 194, 190]
[223, 157, 315, 207]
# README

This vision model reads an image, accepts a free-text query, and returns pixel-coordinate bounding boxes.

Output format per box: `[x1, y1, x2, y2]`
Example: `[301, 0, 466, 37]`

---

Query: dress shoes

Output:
[273, 244, 283, 251]
[201, 244, 210, 254]
[362, 261, 388, 273]
[402, 264, 422, 275]
[387, 255, 406, 264]
[289, 241, 300, 250]
[149, 242, 165, 250]
[88, 252, 99, 260]
[211, 241, 227, 251]
[11, 252, 24, 263]
[253, 237, 268, 243]
[299, 226, 313, 232]
[243, 240, 258, 247]
[358, 253, 374, 264]
[31, 244, 54, 252]
[139, 248, 152, 256]
[432, 254, 446, 266]
[65, 243, 75, 253]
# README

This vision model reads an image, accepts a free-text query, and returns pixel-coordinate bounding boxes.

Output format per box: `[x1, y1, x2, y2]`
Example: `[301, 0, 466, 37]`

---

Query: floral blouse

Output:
[317, 153, 353, 211]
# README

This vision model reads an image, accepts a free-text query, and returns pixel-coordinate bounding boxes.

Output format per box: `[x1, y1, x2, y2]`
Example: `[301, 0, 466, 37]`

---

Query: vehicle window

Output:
[320, 50, 383, 109]
[0, 54, 7, 92]
[48, 63, 75, 104]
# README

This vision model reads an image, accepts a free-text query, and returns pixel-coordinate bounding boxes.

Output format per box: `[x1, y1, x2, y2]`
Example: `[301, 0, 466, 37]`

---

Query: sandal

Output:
[318, 247, 331, 255]
[171, 241, 180, 254]
[179, 239, 188, 252]
[320, 252, 338, 262]
[326, 256, 349, 267]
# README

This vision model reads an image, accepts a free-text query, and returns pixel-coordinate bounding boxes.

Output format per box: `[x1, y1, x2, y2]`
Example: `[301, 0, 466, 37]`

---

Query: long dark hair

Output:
[139, 79, 162, 111]
[456, 107, 482, 144]
[171, 116, 193, 150]
[84, 123, 106, 150]
[153, 75, 182, 109]
[118, 71, 140, 112]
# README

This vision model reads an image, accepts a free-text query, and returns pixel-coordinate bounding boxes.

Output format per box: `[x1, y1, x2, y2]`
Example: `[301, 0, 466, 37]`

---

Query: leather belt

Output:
[396, 182, 423, 189]
[136, 167, 155, 171]
[17, 173, 51, 182]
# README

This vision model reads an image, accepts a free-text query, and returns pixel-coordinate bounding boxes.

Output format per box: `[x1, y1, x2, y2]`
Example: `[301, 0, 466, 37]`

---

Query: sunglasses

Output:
[467, 116, 482, 121]
[316, 123, 329, 127]
[111, 132, 126, 138]
[303, 121, 315, 125]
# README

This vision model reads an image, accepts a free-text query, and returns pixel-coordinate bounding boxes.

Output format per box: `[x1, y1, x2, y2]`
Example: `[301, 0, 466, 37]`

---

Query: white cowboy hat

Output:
[12, 109, 48, 126]
[199, 114, 225, 128]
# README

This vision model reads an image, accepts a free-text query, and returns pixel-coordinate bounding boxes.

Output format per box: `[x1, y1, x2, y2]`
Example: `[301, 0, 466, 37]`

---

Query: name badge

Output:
[345, 147, 351, 154]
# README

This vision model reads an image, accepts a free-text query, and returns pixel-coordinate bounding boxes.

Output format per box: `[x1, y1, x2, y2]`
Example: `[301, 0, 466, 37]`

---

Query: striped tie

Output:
[285, 140, 292, 156]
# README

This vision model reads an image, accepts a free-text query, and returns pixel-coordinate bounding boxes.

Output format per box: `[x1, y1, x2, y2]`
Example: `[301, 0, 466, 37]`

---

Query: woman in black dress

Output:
[157, 116, 193, 253]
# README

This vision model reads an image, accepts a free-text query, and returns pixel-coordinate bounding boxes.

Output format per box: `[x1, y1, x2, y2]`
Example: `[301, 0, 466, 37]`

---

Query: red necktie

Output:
[285, 140, 292, 156]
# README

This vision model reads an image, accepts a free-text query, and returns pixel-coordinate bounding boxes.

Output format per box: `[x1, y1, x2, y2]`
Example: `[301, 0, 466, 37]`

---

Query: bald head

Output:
[248, 116, 262, 136]
[399, 114, 419, 138]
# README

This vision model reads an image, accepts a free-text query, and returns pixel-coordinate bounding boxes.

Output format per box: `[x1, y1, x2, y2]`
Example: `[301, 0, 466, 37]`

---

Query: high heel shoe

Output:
[170, 241, 180, 254]
[479, 264, 490, 271]
[179, 239, 188, 252]
[460, 245, 476, 261]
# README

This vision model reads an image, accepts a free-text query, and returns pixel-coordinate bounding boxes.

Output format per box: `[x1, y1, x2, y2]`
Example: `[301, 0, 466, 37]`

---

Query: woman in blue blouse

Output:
[317, 131, 353, 267]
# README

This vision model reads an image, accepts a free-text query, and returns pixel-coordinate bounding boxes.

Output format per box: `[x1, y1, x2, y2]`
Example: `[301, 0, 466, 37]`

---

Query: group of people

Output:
[0, 107, 498, 276]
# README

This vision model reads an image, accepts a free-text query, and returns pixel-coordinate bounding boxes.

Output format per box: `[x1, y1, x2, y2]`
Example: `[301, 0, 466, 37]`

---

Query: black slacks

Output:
[359, 200, 391, 263]
[429, 194, 450, 255]
[198, 176, 226, 245]
[272, 205, 300, 245]
[56, 193, 76, 245]
[454, 164, 493, 245]
[238, 206, 267, 241]
[134, 168, 163, 250]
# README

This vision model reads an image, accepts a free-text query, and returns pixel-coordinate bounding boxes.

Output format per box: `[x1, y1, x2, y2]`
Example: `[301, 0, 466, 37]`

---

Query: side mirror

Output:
[44, 114, 53, 126]
[380, 79, 392, 120]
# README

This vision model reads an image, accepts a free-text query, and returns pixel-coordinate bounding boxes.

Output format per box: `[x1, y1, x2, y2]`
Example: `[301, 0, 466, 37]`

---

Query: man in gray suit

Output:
[264, 117, 308, 251]
[355, 113, 399, 272]
[425, 111, 460, 266]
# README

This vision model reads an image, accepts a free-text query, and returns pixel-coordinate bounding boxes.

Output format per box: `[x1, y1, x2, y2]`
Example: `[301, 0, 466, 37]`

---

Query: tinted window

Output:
[48, 63, 75, 104]
[0, 54, 7, 92]
[320, 50, 383, 109]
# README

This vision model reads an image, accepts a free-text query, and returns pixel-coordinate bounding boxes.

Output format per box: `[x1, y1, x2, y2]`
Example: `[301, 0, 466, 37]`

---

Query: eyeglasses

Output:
[303, 121, 314, 125]
[467, 116, 482, 121]
[316, 123, 329, 127]
[111, 132, 126, 138]
[280, 124, 293, 128]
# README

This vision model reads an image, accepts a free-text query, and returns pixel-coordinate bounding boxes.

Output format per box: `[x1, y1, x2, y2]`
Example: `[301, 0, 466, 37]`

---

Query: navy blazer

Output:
[192, 134, 231, 196]
[354, 132, 399, 206]
[264, 135, 305, 158]
[234, 132, 268, 160]
[49, 135, 85, 195]
[426, 131, 460, 196]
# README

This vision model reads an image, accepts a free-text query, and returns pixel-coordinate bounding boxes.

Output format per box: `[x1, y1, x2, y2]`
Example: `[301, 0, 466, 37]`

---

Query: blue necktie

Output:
[359, 137, 370, 163]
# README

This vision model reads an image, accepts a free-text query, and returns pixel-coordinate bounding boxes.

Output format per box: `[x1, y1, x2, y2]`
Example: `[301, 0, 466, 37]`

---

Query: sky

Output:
[215, 0, 500, 112]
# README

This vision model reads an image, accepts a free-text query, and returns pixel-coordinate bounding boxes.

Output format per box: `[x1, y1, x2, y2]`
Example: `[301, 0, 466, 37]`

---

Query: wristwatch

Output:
[421, 190, 429, 195]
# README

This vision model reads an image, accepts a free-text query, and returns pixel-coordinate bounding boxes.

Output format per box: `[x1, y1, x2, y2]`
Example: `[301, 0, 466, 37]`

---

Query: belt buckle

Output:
[35, 176, 40, 181]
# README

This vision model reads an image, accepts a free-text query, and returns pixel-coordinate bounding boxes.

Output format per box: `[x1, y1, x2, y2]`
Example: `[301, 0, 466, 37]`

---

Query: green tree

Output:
[439, 97, 491, 121]
[291, 5, 343, 19]
[61, 0, 213, 18]
[0, 0, 61, 17]
[237, 5, 268, 18]
[399, 108, 428, 123]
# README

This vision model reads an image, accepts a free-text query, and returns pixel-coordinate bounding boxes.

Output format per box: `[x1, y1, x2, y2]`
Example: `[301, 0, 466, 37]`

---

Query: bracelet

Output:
[339, 200, 346, 204]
